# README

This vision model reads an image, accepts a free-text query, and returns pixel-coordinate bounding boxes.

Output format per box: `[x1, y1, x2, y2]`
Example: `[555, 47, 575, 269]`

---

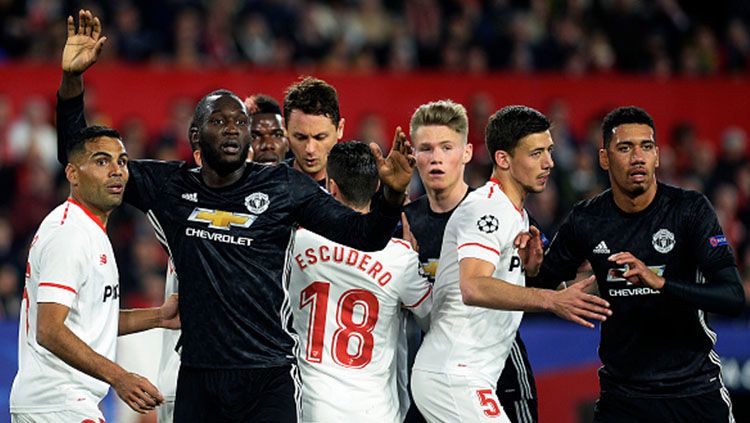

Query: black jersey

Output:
[534, 183, 739, 397]
[404, 192, 537, 406]
[58, 94, 402, 369]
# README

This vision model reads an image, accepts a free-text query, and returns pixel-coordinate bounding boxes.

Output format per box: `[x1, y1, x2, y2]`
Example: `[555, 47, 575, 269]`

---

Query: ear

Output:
[193, 149, 202, 167]
[654, 145, 660, 169]
[494, 149, 510, 170]
[598, 148, 609, 171]
[189, 127, 199, 146]
[247, 145, 254, 162]
[336, 118, 345, 141]
[327, 178, 340, 200]
[462, 143, 473, 164]
[65, 163, 78, 185]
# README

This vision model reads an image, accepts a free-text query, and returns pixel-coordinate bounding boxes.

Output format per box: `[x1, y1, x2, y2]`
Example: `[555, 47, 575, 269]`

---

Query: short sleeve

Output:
[36, 229, 89, 307]
[397, 248, 432, 319]
[455, 202, 514, 267]
[125, 160, 184, 212]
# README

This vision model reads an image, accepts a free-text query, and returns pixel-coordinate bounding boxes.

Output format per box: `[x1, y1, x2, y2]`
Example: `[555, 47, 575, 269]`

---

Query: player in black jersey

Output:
[531, 106, 745, 423]
[56, 11, 415, 422]
[403, 100, 538, 423]
[246, 94, 289, 165]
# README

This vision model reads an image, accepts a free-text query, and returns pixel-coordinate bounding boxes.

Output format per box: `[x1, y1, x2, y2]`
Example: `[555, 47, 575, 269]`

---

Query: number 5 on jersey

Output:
[300, 281, 380, 368]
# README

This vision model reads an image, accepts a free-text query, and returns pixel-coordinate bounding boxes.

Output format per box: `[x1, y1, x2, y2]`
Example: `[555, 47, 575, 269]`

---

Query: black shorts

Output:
[594, 388, 734, 423]
[173, 364, 300, 423]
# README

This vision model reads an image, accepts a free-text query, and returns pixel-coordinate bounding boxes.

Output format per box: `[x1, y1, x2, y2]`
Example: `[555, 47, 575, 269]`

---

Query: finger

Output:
[570, 315, 595, 329]
[142, 382, 165, 403]
[576, 308, 609, 322]
[575, 275, 596, 290]
[390, 127, 403, 154]
[94, 36, 107, 57]
[370, 142, 386, 172]
[67, 16, 75, 38]
[84, 10, 94, 37]
[529, 225, 540, 238]
[77, 10, 85, 35]
[92, 16, 102, 40]
[582, 294, 610, 309]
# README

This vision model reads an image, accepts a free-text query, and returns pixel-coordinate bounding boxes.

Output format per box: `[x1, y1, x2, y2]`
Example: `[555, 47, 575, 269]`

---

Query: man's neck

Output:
[69, 193, 110, 227]
[294, 160, 326, 183]
[426, 182, 469, 213]
[611, 181, 658, 213]
[200, 164, 246, 188]
[491, 170, 526, 210]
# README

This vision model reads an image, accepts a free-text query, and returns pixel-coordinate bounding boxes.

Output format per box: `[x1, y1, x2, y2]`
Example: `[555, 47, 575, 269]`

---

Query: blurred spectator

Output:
[7, 97, 58, 172]
[0, 263, 20, 319]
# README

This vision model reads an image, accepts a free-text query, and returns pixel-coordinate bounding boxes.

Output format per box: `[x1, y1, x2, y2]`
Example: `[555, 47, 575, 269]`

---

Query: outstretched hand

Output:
[371, 127, 416, 204]
[62, 9, 107, 75]
[159, 293, 181, 330]
[549, 276, 611, 328]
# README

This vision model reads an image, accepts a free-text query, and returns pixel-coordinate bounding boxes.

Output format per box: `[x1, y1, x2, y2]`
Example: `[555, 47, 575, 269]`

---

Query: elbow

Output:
[36, 325, 56, 351]
[459, 279, 481, 306]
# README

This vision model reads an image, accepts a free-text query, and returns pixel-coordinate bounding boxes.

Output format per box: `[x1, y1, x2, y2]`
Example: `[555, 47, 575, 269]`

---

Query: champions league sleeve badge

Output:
[477, 215, 500, 234]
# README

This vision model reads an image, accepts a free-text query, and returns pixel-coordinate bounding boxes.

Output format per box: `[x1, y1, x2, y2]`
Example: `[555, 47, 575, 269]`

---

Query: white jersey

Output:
[290, 229, 432, 423]
[413, 179, 529, 384]
[10, 199, 120, 413]
[157, 258, 180, 404]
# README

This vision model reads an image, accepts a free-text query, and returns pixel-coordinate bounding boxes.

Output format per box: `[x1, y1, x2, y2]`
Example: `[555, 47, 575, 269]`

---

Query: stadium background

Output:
[0, 1, 749, 422]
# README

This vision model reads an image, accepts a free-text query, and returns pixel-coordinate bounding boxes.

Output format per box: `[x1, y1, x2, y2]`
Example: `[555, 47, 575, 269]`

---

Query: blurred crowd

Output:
[2, 0, 750, 75]
[0, 87, 749, 321]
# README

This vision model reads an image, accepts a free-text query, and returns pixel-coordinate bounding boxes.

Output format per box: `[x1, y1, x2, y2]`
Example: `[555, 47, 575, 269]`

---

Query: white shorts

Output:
[11, 408, 105, 423]
[157, 400, 175, 423]
[411, 369, 511, 423]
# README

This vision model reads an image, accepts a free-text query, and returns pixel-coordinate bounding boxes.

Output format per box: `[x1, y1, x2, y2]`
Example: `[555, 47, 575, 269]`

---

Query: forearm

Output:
[382, 185, 406, 207]
[460, 276, 552, 312]
[661, 266, 745, 316]
[59, 71, 84, 99]
[39, 324, 126, 386]
[119, 307, 163, 336]
[56, 91, 87, 164]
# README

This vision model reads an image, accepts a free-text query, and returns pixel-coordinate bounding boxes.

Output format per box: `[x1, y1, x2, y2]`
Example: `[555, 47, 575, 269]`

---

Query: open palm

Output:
[62, 10, 106, 75]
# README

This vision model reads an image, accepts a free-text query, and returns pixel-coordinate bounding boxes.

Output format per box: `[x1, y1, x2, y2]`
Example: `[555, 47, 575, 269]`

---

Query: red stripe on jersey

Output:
[60, 202, 71, 226]
[489, 178, 524, 217]
[23, 286, 29, 334]
[390, 239, 412, 250]
[39, 282, 77, 294]
[68, 197, 106, 232]
[405, 285, 432, 308]
[458, 242, 501, 256]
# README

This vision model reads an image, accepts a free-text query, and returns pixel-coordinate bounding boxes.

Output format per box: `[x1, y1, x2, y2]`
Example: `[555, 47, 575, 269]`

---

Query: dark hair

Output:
[251, 94, 282, 116]
[326, 141, 378, 208]
[283, 76, 340, 127]
[485, 105, 550, 160]
[601, 106, 655, 148]
[67, 125, 122, 160]
[191, 89, 244, 131]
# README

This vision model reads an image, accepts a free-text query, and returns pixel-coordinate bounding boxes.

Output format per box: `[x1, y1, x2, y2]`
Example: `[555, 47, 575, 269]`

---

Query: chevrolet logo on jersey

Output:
[188, 208, 257, 230]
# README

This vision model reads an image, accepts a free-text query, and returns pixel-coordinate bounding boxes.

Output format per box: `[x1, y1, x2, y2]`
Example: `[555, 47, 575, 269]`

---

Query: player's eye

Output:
[210, 118, 224, 125]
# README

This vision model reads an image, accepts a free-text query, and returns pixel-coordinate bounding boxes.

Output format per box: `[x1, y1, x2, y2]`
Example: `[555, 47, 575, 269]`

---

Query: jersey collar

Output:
[67, 197, 106, 232]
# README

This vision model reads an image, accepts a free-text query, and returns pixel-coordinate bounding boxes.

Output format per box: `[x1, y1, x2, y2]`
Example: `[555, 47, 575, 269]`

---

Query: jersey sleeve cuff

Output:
[37, 282, 77, 307]
[457, 242, 501, 264]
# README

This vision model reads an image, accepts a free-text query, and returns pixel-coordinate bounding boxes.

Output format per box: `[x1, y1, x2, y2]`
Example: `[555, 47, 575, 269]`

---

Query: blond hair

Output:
[409, 100, 469, 140]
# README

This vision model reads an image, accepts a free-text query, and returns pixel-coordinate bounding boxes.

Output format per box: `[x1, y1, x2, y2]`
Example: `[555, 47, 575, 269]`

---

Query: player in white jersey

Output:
[10, 123, 180, 422]
[412, 106, 612, 423]
[290, 141, 432, 423]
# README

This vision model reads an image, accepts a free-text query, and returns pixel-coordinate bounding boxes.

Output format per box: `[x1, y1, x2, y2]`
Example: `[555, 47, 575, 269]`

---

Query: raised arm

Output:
[56, 9, 106, 164]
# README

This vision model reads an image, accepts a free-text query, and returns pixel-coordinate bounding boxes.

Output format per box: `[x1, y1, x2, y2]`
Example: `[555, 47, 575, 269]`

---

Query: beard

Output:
[199, 138, 251, 176]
